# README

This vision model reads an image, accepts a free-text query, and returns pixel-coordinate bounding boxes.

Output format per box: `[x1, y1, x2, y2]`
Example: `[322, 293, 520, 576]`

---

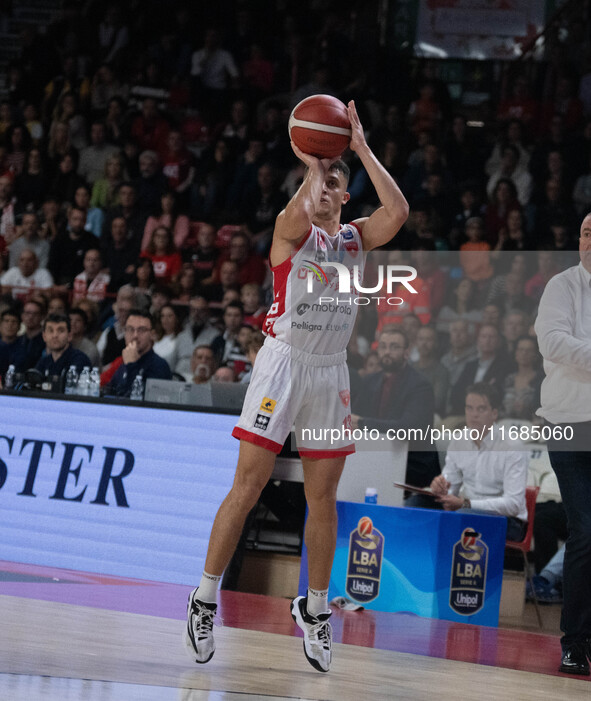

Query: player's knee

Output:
[230, 477, 266, 511]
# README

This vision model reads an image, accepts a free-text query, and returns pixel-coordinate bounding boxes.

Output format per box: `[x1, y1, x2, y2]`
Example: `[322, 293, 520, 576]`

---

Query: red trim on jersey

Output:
[349, 221, 363, 236]
[232, 426, 283, 454]
[298, 444, 356, 459]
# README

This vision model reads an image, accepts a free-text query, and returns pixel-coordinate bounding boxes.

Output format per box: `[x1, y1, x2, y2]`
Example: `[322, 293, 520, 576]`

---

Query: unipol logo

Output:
[304, 261, 419, 295]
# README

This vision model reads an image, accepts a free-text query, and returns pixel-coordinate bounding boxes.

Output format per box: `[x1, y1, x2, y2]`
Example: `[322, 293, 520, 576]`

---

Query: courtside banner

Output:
[0, 394, 238, 584]
[299, 502, 506, 626]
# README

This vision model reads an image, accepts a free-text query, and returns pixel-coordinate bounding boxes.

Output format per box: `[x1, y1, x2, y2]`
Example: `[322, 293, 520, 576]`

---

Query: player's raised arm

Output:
[348, 100, 409, 250]
[270, 144, 332, 266]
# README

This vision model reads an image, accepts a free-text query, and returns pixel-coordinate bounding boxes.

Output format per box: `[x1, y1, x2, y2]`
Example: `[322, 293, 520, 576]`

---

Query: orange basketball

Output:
[289, 94, 351, 159]
[358, 516, 373, 538]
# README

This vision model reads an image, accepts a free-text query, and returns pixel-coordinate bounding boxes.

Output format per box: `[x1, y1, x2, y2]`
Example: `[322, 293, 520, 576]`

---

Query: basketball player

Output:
[185, 101, 409, 672]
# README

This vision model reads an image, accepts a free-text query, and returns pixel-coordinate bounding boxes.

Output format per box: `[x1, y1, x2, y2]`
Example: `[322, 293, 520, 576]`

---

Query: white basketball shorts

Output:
[232, 336, 354, 457]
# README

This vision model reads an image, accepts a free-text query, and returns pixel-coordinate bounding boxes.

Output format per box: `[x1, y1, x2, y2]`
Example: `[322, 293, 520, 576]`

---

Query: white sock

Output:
[195, 571, 222, 604]
[307, 587, 329, 617]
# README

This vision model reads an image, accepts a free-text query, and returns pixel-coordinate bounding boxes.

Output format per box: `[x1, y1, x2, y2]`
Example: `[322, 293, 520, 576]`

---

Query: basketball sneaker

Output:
[290, 595, 332, 672]
[184, 588, 218, 664]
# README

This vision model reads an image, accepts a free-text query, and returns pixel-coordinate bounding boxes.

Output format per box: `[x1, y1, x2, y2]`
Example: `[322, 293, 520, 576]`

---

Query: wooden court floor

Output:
[1, 562, 590, 701]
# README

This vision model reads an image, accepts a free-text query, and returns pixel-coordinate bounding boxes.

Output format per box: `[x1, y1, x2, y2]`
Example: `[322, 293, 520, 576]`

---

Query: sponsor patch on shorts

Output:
[254, 414, 270, 430]
[259, 397, 277, 413]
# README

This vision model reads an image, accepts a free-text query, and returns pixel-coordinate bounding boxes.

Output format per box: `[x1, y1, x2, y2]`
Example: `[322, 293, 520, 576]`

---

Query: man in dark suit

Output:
[447, 323, 509, 417]
[351, 325, 440, 488]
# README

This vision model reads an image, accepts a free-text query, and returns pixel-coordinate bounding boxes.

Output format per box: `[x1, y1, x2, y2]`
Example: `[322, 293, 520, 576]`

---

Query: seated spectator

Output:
[141, 191, 190, 252]
[448, 324, 509, 417]
[73, 185, 104, 239]
[411, 324, 450, 418]
[69, 307, 100, 368]
[525, 250, 560, 302]
[1, 249, 53, 301]
[96, 285, 139, 367]
[485, 118, 531, 178]
[36, 312, 91, 380]
[242, 162, 288, 255]
[0, 307, 26, 370]
[15, 297, 46, 370]
[211, 301, 245, 367]
[240, 283, 267, 329]
[78, 120, 120, 186]
[410, 245, 447, 316]
[533, 179, 579, 246]
[441, 319, 478, 388]
[160, 129, 195, 210]
[572, 150, 591, 216]
[102, 182, 147, 254]
[47, 294, 68, 316]
[486, 144, 532, 208]
[489, 272, 535, 316]
[502, 336, 543, 421]
[421, 383, 528, 542]
[496, 75, 539, 138]
[494, 208, 531, 251]
[101, 217, 137, 289]
[213, 231, 267, 287]
[500, 310, 530, 359]
[240, 330, 265, 384]
[72, 248, 110, 304]
[358, 350, 380, 378]
[202, 259, 240, 305]
[130, 97, 170, 155]
[174, 264, 198, 304]
[213, 365, 236, 382]
[190, 344, 217, 385]
[351, 326, 440, 488]
[15, 147, 47, 211]
[90, 152, 126, 209]
[435, 278, 483, 336]
[129, 256, 156, 300]
[133, 150, 168, 217]
[50, 148, 85, 206]
[74, 298, 100, 341]
[403, 141, 452, 207]
[8, 212, 50, 269]
[153, 303, 181, 370]
[141, 225, 182, 285]
[174, 295, 219, 379]
[186, 222, 219, 285]
[48, 206, 97, 286]
[105, 309, 172, 397]
[449, 182, 485, 248]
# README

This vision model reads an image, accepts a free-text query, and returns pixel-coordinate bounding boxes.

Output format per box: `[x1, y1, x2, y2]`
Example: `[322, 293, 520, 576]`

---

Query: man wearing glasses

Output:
[106, 309, 172, 397]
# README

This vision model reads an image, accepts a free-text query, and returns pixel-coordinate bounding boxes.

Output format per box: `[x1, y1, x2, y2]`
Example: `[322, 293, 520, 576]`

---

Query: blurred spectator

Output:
[15, 147, 47, 210]
[1, 249, 53, 301]
[130, 97, 170, 154]
[502, 336, 543, 421]
[214, 231, 266, 287]
[411, 325, 450, 418]
[133, 150, 167, 217]
[90, 153, 126, 209]
[459, 218, 494, 294]
[484, 178, 521, 247]
[214, 99, 251, 155]
[69, 307, 100, 368]
[5, 124, 31, 176]
[486, 144, 532, 208]
[494, 208, 531, 251]
[102, 182, 147, 253]
[141, 225, 182, 285]
[36, 312, 91, 378]
[174, 295, 219, 378]
[8, 212, 49, 269]
[448, 324, 509, 417]
[141, 191, 190, 252]
[489, 272, 535, 316]
[78, 120, 120, 186]
[0, 174, 18, 242]
[407, 81, 442, 137]
[90, 64, 129, 113]
[496, 74, 540, 138]
[72, 248, 110, 304]
[410, 246, 447, 316]
[534, 176, 579, 244]
[242, 43, 274, 99]
[101, 216, 136, 289]
[525, 250, 560, 302]
[485, 119, 531, 177]
[242, 162, 288, 254]
[539, 75, 584, 137]
[404, 142, 452, 207]
[500, 310, 530, 358]
[202, 259, 240, 304]
[240, 283, 267, 329]
[449, 182, 485, 248]
[211, 301, 244, 366]
[52, 91, 87, 151]
[39, 196, 64, 242]
[213, 365, 236, 382]
[191, 138, 235, 220]
[153, 303, 181, 370]
[443, 114, 484, 183]
[0, 307, 26, 370]
[441, 319, 478, 387]
[74, 184, 104, 239]
[16, 297, 46, 370]
[572, 150, 591, 216]
[161, 129, 195, 208]
[190, 344, 217, 384]
[129, 256, 156, 300]
[48, 207, 96, 286]
[187, 222, 219, 285]
[96, 285, 138, 367]
[174, 263, 197, 304]
[97, 6, 129, 66]
[190, 28, 239, 114]
[50, 149, 85, 206]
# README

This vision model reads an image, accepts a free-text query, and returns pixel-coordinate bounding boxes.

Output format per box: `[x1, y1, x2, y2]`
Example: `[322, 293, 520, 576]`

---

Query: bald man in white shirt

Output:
[535, 212, 591, 675]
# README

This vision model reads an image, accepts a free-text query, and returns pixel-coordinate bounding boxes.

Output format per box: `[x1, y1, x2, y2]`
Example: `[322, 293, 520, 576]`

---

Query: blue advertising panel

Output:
[299, 502, 506, 627]
[0, 395, 239, 584]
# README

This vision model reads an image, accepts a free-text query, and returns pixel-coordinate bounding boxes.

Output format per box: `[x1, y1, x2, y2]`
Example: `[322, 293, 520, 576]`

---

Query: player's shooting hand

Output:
[122, 340, 140, 364]
[347, 100, 367, 153]
[430, 474, 450, 496]
[290, 140, 326, 171]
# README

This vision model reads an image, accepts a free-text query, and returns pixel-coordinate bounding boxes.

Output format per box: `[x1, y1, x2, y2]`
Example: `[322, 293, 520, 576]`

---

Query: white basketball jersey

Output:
[263, 222, 364, 355]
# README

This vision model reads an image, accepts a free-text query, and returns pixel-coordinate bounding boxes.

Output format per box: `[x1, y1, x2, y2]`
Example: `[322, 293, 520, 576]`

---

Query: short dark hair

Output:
[70, 307, 88, 327]
[329, 159, 350, 184]
[379, 325, 408, 347]
[465, 382, 501, 411]
[43, 312, 71, 331]
[1, 308, 19, 322]
[127, 308, 154, 327]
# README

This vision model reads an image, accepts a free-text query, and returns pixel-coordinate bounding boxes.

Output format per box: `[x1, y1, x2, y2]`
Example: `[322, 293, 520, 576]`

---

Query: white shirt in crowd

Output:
[535, 262, 591, 424]
[1, 266, 53, 300]
[443, 427, 529, 522]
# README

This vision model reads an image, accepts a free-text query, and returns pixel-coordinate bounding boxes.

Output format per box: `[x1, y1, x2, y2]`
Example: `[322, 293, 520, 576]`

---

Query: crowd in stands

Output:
[0, 0, 587, 425]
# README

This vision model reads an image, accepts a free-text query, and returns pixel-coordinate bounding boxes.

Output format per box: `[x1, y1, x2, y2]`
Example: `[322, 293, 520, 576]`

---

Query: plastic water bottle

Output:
[130, 372, 144, 401]
[365, 487, 378, 505]
[77, 366, 90, 396]
[64, 365, 78, 395]
[4, 364, 15, 389]
[89, 367, 101, 397]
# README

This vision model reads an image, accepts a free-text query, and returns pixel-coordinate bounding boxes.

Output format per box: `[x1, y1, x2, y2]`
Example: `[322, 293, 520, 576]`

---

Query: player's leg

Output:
[185, 440, 277, 664]
[290, 455, 346, 673]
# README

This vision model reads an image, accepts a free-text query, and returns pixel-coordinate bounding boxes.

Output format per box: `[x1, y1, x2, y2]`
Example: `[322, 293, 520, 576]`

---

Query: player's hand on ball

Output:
[347, 100, 366, 153]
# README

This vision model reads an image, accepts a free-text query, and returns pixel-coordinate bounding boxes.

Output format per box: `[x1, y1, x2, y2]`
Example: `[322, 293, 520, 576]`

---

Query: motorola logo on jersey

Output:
[296, 303, 310, 316]
[305, 262, 419, 295]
